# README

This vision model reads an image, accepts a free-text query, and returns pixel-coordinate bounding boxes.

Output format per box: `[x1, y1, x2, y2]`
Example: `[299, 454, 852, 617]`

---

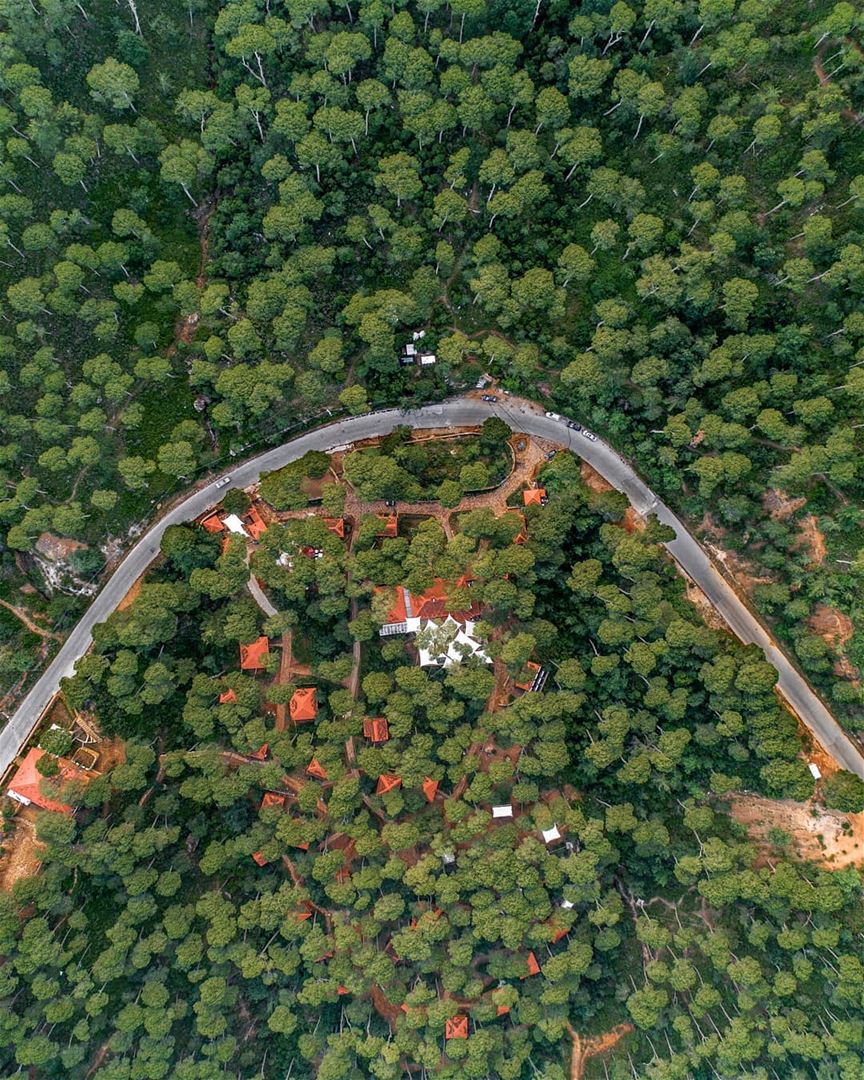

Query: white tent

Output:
[492, 804, 514, 819]
[223, 514, 249, 537]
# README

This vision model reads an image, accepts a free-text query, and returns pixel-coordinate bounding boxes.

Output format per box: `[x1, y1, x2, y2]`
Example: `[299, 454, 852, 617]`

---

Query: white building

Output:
[223, 514, 250, 537]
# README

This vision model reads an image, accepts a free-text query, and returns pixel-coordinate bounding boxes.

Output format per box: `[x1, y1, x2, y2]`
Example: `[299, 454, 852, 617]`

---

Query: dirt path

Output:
[565, 1022, 634, 1080]
[0, 597, 61, 640]
[814, 46, 864, 125]
[274, 632, 294, 732]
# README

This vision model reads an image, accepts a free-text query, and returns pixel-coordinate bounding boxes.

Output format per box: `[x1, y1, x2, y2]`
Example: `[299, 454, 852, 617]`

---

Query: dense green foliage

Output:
[4, 459, 864, 1078]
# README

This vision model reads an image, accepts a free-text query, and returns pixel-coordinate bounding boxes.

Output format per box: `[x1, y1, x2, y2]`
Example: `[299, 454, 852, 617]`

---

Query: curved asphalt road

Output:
[3, 396, 862, 779]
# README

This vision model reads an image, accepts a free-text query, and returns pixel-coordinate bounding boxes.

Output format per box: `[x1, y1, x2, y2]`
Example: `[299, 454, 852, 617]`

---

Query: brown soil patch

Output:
[0, 806, 44, 891]
[728, 793, 864, 870]
[703, 541, 773, 597]
[116, 576, 143, 612]
[809, 603, 860, 683]
[565, 1021, 634, 1080]
[94, 737, 126, 773]
[35, 532, 87, 562]
[580, 461, 614, 494]
[621, 507, 645, 533]
[763, 488, 806, 521]
[795, 515, 826, 567]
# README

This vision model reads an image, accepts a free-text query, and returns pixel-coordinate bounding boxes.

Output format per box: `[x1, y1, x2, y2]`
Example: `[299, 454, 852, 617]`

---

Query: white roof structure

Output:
[414, 616, 490, 669]
[492, 804, 514, 819]
[403, 342, 417, 356]
[223, 514, 249, 537]
[412, 330, 426, 341]
[419, 353, 437, 365]
[561, 899, 575, 910]
[808, 762, 822, 780]
[541, 825, 562, 845]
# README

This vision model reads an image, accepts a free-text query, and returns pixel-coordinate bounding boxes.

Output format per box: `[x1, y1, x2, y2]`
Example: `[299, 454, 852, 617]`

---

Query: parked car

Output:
[384, 499, 396, 508]
[566, 420, 581, 431]
[582, 430, 597, 441]
[544, 411, 561, 421]
[545, 450, 557, 460]
[481, 394, 498, 402]
[216, 475, 231, 487]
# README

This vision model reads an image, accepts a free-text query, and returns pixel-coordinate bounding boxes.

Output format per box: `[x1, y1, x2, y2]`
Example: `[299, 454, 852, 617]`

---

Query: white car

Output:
[544, 411, 561, 421]
[582, 430, 597, 441]
[216, 475, 231, 488]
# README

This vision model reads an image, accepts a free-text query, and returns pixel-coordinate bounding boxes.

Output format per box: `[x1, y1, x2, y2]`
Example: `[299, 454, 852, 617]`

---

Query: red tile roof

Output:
[244, 505, 267, 540]
[201, 513, 224, 533]
[337, 985, 349, 995]
[251, 851, 269, 867]
[248, 743, 269, 761]
[381, 580, 482, 625]
[522, 951, 541, 978]
[422, 777, 439, 803]
[497, 1003, 510, 1016]
[240, 636, 270, 671]
[445, 1015, 468, 1040]
[523, 488, 546, 506]
[324, 517, 346, 538]
[377, 513, 398, 537]
[218, 688, 237, 704]
[289, 687, 318, 722]
[514, 660, 541, 692]
[7, 747, 90, 815]
[363, 717, 389, 743]
[306, 757, 328, 780]
[260, 792, 286, 811]
[375, 774, 402, 795]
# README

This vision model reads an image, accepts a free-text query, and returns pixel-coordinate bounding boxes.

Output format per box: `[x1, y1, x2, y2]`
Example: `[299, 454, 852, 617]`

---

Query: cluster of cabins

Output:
[201, 504, 267, 542]
[399, 330, 437, 368]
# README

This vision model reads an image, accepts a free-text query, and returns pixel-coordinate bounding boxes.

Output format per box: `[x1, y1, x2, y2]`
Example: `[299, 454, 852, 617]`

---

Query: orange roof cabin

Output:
[523, 487, 547, 506]
[244, 505, 268, 541]
[248, 743, 269, 761]
[377, 513, 398, 538]
[218, 687, 238, 704]
[251, 850, 270, 867]
[514, 661, 547, 693]
[445, 1016, 469, 1040]
[379, 580, 482, 629]
[260, 792, 286, 811]
[289, 687, 318, 723]
[376, 774, 402, 795]
[305, 757, 328, 780]
[422, 777, 439, 803]
[324, 517, 346, 539]
[521, 951, 541, 978]
[363, 717, 390, 743]
[201, 513, 225, 534]
[6, 747, 90, 815]
[240, 636, 270, 671]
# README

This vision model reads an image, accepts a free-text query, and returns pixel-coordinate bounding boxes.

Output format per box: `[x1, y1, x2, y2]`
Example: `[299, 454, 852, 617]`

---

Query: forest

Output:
[1, 0, 864, 1075]
[5, 451, 864, 1078]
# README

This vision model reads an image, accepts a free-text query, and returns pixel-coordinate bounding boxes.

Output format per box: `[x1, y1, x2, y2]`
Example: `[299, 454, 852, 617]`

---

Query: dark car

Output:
[481, 394, 498, 402]
[384, 499, 396, 508]
[545, 450, 557, 460]
[566, 420, 581, 431]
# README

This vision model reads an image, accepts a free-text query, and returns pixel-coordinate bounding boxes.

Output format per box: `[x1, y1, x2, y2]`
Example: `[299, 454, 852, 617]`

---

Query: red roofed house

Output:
[377, 513, 398, 538]
[289, 687, 318, 723]
[422, 777, 439, 803]
[523, 487, 546, 506]
[7, 747, 90, 815]
[218, 687, 238, 705]
[251, 851, 270, 867]
[363, 717, 389, 743]
[248, 743, 269, 761]
[378, 579, 482, 634]
[324, 517, 346, 538]
[240, 636, 270, 671]
[445, 1015, 468, 1040]
[260, 792, 286, 811]
[376, 774, 402, 795]
[306, 757, 328, 780]
[201, 513, 224, 534]
[244, 505, 268, 541]
[522, 951, 541, 978]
